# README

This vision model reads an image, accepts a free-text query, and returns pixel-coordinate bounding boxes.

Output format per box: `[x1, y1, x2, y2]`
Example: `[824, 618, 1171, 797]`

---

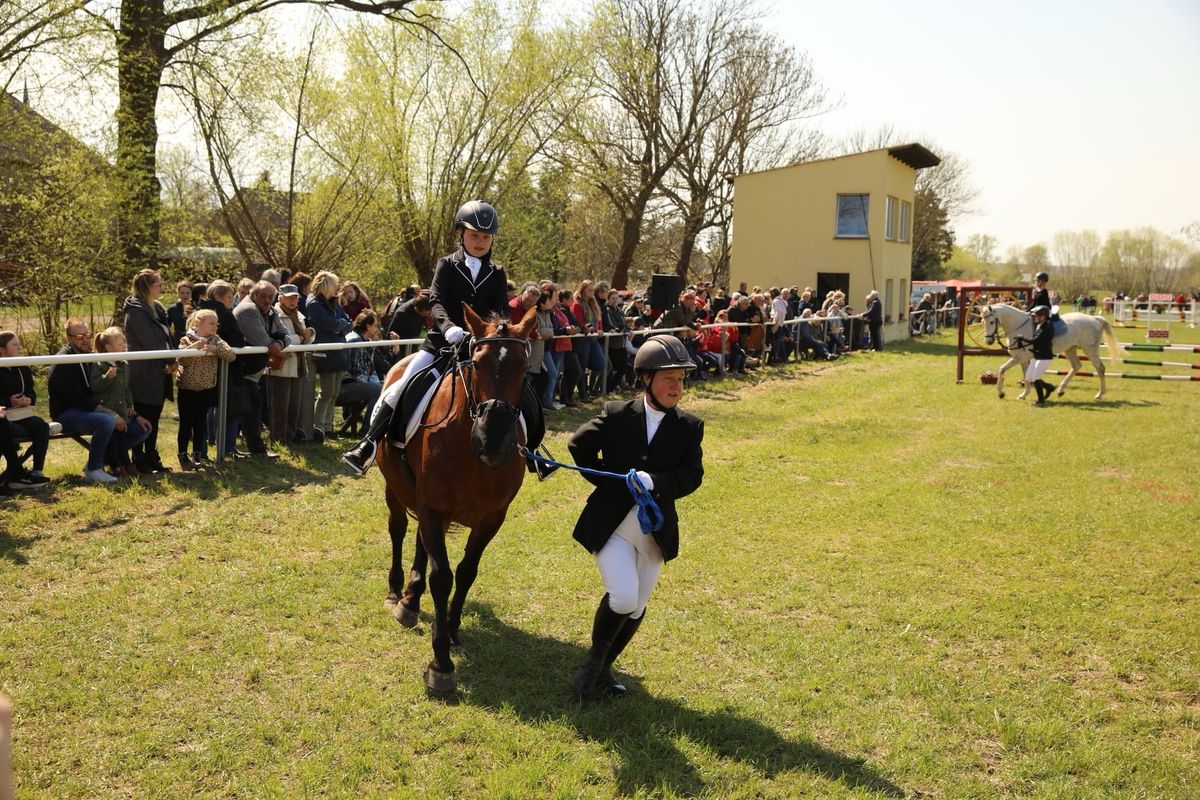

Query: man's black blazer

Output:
[568, 397, 704, 562]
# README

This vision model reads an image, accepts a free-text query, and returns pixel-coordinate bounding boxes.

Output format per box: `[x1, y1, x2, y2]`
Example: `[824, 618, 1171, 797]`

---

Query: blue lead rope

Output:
[521, 447, 664, 534]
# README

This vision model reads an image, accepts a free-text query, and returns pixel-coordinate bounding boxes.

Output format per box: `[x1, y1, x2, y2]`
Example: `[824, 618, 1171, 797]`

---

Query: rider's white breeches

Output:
[1024, 359, 1051, 382]
[595, 514, 663, 619]
[373, 348, 436, 419]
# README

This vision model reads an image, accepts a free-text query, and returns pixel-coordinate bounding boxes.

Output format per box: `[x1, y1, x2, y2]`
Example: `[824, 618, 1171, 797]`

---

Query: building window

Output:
[885, 196, 897, 241]
[899, 200, 912, 243]
[885, 278, 894, 322]
[835, 193, 869, 238]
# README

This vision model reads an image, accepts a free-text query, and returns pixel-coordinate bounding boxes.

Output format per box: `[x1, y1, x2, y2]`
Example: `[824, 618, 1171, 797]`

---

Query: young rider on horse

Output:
[1027, 271, 1053, 315]
[343, 201, 509, 475]
[566, 334, 705, 698]
[1026, 305, 1056, 406]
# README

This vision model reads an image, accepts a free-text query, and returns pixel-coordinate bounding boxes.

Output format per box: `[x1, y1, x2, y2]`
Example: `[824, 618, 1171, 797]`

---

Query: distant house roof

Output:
[0, 92, 109, 171]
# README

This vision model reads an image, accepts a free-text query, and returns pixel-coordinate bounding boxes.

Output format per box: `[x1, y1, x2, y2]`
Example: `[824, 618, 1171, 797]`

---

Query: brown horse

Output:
[377, 302, 539, 693]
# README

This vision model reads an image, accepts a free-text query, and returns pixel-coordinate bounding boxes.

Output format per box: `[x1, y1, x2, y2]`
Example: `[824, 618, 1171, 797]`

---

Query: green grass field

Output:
[2, 326, 1198, 799]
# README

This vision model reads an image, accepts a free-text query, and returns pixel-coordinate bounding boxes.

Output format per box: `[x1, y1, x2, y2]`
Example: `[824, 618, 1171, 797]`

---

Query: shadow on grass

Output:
[1043, 397, 1159, 411]
[0, 527, 41, 565]
[448, 602, 905, 798]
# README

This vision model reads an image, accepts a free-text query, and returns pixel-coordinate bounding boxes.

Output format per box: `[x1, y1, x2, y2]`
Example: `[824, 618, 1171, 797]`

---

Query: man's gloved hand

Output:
[444, 325, 466, 345]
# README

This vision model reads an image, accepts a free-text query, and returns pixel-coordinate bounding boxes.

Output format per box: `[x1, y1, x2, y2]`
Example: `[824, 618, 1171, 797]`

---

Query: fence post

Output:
[216, 359, 229, 463]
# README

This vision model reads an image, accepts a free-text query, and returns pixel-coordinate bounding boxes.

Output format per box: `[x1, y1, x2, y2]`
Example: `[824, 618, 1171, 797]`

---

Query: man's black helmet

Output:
[1035, 271, 1049, 282]
[634, 334, 696, 373]
[454, 201, 499, 235]
[1030, 305, 1051, 317]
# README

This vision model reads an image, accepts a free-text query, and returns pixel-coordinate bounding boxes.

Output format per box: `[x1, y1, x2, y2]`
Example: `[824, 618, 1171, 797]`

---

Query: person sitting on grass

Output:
[48, 320, 150, 485]
[89, 326, 152, 478]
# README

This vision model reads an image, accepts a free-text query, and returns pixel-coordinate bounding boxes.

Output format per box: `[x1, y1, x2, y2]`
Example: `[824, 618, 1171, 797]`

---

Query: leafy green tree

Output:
[0, 99, 118, 342]
[910, 187, 954, 280]
[337, 1, 588, 284]
[68, 0, 437, 274]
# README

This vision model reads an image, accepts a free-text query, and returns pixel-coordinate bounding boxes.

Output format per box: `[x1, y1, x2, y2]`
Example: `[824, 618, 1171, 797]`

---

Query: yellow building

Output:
[731, 144, 940, 340]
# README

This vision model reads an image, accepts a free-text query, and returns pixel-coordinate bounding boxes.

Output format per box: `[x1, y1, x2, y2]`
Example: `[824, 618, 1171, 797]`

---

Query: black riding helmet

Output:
[454, 200, 500, 235]
[1030, 305, 1051, 318]
[1035, 271, 1049, 282]
[634, 334, 696, 374]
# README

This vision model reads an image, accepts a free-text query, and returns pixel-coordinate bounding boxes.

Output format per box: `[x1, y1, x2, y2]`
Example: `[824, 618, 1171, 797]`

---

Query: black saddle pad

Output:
[388, 352, 454, 444]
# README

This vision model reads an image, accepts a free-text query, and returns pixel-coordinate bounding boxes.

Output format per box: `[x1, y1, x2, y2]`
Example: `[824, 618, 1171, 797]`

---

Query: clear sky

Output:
[762, 0, 1200, 254]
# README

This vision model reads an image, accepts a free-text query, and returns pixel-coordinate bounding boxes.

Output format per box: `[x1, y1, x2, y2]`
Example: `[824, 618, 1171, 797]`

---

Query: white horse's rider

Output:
[342, 201, 508, 476]
[1024, 305, 1056, 406]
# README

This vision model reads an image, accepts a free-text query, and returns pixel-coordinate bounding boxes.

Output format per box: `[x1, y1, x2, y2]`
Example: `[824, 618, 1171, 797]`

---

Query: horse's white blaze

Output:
[498, 345, 508, 365]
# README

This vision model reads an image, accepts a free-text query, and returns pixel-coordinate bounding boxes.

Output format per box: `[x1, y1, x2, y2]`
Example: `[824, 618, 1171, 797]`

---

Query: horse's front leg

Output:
[416, 505, 456, 693]
[447, 512, 507, 645]
[996, 356, 1019, 399]
[396, 534, 428, 628]
[385, 488, 408, 610]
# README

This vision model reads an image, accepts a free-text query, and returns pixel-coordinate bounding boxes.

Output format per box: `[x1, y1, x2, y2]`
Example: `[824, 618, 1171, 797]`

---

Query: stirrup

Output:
[530, 445, 559, 482]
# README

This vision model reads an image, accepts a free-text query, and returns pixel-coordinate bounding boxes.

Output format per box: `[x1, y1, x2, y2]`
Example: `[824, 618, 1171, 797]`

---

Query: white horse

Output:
[980, 304, 1122, 401]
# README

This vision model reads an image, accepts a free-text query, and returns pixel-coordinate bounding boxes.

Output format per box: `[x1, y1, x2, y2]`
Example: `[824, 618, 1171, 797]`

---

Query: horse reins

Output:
[986, 309, 1035, 352]
[417, 334, 530, 430]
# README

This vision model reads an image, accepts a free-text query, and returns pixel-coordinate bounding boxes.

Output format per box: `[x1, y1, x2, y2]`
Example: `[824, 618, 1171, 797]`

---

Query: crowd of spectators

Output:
[1, 267, 879, 490]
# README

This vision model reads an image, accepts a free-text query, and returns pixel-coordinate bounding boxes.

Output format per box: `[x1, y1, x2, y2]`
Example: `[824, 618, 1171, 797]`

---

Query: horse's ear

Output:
[516, 305, 538, 340]
[462, 302, 487, 338]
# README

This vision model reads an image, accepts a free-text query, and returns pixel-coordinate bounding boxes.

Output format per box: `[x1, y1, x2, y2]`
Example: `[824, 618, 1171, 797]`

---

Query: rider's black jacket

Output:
[1030, 319, 1055, 359]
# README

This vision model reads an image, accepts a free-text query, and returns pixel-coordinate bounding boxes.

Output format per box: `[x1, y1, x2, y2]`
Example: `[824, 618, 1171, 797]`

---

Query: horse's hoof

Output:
[394, 604, 419, 628]
[384, 592, 399, 610]
[424, 666, 457, 694]
[998, 392, 1005, 399]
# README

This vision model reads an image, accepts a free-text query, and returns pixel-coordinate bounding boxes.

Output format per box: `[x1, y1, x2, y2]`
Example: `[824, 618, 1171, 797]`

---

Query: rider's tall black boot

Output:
[596, 607, 645, 697]
[572, 594, 630, 697]
[342, 403, 395, 476]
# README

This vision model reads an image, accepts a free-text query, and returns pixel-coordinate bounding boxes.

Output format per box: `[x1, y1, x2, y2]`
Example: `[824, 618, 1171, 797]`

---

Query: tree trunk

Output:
[116, 0, 167, 271]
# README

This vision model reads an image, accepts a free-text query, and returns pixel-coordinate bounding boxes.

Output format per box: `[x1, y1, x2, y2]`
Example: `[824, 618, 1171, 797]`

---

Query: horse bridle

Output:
[464, 334, 530, 423]
[984, 307, 1034, 352]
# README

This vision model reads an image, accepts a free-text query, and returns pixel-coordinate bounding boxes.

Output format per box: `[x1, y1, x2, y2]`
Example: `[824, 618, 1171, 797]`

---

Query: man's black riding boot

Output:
[596, 608, 645, 697]
[342, 403, 395, 476]
[572, 594, 630, 697]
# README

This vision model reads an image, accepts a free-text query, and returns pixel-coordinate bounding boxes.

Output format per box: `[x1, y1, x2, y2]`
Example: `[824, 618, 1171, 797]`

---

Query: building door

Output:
[817, 272, 850, 305]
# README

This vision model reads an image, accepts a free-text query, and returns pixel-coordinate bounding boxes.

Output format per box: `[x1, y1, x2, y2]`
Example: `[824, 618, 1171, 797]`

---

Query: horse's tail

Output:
[1098, 316, 1122, 365]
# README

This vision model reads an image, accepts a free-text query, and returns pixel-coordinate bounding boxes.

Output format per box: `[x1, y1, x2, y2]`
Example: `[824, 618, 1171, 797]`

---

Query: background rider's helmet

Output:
[634, 334, 696, 374]
[1035, 271, 1049, 282]
[1030, 305, 1051, 318]
[454, 201, 500, 235]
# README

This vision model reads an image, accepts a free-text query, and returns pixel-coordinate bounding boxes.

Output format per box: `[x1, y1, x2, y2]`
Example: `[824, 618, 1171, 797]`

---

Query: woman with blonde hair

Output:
[123, 268, 176, 473]
[307, 271, 352, 438]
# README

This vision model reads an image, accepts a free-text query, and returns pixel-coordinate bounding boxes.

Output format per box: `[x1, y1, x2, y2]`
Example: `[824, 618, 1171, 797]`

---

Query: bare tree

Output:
[661, 23, 827, 281]
[180, 23, 381, 276]
[572, 0, 750, 289]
